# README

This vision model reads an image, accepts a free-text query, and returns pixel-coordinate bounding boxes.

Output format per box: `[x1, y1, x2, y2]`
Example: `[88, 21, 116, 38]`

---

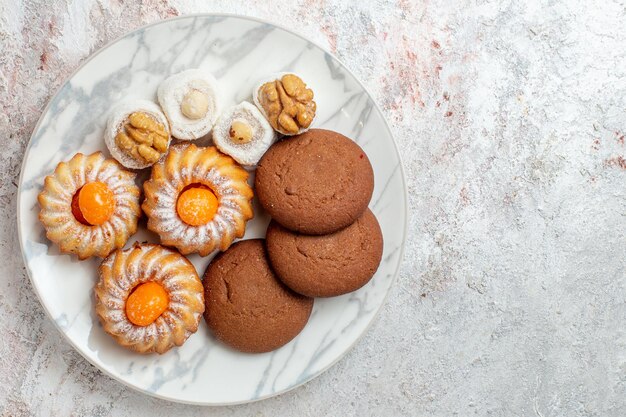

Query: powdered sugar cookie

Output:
[157, 69, 221, 140]
[212, 102, 276, 166]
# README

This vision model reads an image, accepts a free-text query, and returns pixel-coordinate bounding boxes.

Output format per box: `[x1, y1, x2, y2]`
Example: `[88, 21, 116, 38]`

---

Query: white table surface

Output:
[1, 1, 625, 416]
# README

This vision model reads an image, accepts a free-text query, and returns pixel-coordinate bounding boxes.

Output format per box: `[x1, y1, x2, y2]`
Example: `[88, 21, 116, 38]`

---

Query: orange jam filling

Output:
[176, 183, 218, 226]
[70, 181, 115, 226]
[125, 281, 169, 327]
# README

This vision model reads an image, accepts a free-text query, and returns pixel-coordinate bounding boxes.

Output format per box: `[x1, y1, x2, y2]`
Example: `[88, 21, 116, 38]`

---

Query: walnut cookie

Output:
[253, 73, 316, 136]
[38, 152, 141, 259]
[104, 100, 171, 170]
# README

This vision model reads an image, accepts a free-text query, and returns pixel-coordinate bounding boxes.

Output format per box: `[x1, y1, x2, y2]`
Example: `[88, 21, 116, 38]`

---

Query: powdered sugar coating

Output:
[157, 69, 221, 140]
[212, 102, 276, 166]
[37, 152, 141, 259]
[142, 144, 254, 256]
[104, 100, 172, 170]
[95, 243, 204, 354]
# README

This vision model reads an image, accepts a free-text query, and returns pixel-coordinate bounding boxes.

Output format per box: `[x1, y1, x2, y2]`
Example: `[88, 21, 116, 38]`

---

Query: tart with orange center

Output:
[95, 243, 204, 354]
[38, 152, 141, 259]
[142, 144, 254, 256]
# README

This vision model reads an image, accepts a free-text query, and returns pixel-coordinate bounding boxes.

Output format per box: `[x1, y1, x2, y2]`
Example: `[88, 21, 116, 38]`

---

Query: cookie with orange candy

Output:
[95, 243, 204, 354]
[38, 152, 141, 259]
[142, 143, 254, 256]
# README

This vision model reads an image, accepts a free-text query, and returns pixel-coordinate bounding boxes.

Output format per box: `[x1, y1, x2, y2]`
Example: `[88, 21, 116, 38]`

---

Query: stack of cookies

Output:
[257, 128, 384, 297]
[203, 128, 383, 353]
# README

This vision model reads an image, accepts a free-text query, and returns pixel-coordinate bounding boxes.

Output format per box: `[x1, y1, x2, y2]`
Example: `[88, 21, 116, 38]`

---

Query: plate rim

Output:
[17, 12, 409, 406]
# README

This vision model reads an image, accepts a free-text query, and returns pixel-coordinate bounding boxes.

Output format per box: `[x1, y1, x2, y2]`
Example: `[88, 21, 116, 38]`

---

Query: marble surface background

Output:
[0, 0, 624, 416]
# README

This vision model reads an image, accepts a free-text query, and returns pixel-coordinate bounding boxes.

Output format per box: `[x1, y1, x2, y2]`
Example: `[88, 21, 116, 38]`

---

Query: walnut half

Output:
[114, 112, 169, 165]
[257, 74, 316, 135]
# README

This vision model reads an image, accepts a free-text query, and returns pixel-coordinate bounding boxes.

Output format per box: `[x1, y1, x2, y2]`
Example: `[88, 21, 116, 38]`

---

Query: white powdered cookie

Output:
[104, 100, 171, 170]
[157, 69, 221, 140]
[212, 102, 276, 166]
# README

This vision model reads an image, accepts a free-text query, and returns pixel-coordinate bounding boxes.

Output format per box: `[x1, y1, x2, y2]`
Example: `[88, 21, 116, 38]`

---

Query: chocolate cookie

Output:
[255, 129, 374, 235]
[266, 209, 384, 297]
[203, 239, 313, 353]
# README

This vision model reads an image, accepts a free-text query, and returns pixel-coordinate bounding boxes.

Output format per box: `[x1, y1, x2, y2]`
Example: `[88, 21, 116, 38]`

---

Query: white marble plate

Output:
[17, 14, 407, 405]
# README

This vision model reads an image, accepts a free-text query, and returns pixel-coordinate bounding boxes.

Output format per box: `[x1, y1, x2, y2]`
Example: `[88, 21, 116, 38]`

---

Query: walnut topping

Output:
[229, 119, 253, 144]
[114, 112, 168, 165]
[258, 74, 316, 134]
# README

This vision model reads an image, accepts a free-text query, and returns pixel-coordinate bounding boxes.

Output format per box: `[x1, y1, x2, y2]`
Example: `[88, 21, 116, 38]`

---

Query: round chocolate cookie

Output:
[255, 129, 374, 235]
[266, 209, 383, 297]
[203, 239, 313, 353]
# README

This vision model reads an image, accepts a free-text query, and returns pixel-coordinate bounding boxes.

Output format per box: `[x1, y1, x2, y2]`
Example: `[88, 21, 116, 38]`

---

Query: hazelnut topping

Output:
[180, 89, 209, 120]
[229, 119, 253, 144]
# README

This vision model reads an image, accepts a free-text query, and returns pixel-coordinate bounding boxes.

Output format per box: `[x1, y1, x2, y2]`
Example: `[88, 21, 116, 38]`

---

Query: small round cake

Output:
[142, 143, 254, 256]
[255, 129, 374, 235]
[95, 243, 205, 354]
[157, 69, 221, 140]
[203, 239, 313, 353]
[266, 209, 383, 297]
[212, 101, 276, 166]
[38, 152, 141, 259]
